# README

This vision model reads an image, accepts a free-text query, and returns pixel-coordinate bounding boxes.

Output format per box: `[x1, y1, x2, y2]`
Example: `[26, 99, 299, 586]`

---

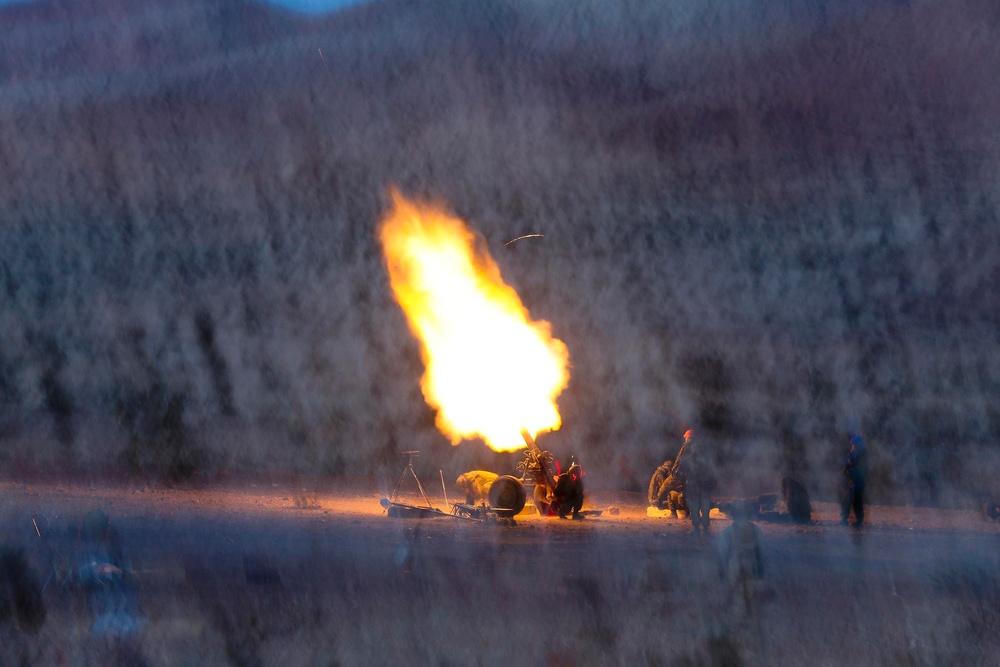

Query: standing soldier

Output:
[840, 434, 869, 528]
[780, 475, 812, 524]
[717, 500, 765, 620]
[679, 430, 716, 532]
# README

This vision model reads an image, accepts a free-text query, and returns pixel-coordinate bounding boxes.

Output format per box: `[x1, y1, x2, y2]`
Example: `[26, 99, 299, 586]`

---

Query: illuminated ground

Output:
[1, 478, 998, 665]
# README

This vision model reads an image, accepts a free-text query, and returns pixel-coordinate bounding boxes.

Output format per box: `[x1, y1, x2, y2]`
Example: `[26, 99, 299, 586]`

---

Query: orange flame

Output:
[378, 189, 570, 452]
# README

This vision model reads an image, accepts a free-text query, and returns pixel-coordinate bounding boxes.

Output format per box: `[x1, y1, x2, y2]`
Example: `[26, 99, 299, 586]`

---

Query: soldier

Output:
[648, 459, 672, 507]
[840, 434, 869, 528]
[717, 500, 765, 620]
[648, 459, 687, 517]
[533, 480, 556, 516]
[554, 459, 585, 520]
[780, 475, 812, 524]
[455, 470, 499, 505]
[679, 430, 716, 532]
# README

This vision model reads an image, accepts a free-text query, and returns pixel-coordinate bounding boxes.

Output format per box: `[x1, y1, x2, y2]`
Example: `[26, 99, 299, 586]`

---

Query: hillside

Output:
[1, 0, 998, 505]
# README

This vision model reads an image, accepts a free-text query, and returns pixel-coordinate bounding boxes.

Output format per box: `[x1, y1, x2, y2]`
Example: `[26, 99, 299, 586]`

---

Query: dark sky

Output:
[0, 0, 368, 9]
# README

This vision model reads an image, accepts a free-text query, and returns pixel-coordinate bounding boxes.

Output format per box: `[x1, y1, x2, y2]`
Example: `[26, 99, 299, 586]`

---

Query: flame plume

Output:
[379, 189, 570, 452]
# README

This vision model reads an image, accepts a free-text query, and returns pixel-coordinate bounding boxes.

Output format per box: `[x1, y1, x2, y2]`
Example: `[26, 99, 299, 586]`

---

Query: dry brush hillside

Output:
[1, 0, 998, 504]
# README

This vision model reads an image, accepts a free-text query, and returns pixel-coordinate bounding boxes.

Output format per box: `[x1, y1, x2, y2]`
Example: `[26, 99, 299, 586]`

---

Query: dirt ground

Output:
[2, 476, 999, 666]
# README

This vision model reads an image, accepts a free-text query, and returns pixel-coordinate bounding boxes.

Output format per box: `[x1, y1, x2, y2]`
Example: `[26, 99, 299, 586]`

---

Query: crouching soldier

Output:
[554, 458, 585, 520]
[455, 470, 499, 505]
[648, 460, 687, 517]
[532, 477, 556, 516]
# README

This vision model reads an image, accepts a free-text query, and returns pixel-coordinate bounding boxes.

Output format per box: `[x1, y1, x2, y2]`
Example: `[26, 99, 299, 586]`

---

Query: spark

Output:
[504, 233, 544, 247]
[318, 48, 331, 75]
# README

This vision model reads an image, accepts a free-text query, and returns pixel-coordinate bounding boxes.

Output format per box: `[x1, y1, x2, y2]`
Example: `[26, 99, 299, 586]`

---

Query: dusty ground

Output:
[1, 476, 999, 666]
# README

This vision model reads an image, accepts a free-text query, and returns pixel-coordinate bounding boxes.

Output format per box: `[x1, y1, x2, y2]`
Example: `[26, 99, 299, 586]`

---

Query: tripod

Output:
[389, 450, 433, 507]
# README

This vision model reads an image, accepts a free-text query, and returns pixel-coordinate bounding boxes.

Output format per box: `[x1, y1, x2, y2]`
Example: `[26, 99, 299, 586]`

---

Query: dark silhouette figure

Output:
[555, 463, 585, 519]
[680, 430, 716, 532]
[780, 476, 812, 524]
[982, 498, 1000, 522]
[840, 434, 869, 528]
[0, 548, 46, 634]
[717, 500, 765, 618]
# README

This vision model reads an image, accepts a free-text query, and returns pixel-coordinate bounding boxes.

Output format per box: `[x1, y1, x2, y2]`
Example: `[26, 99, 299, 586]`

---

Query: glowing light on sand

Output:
[379, 189, 570, 452]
